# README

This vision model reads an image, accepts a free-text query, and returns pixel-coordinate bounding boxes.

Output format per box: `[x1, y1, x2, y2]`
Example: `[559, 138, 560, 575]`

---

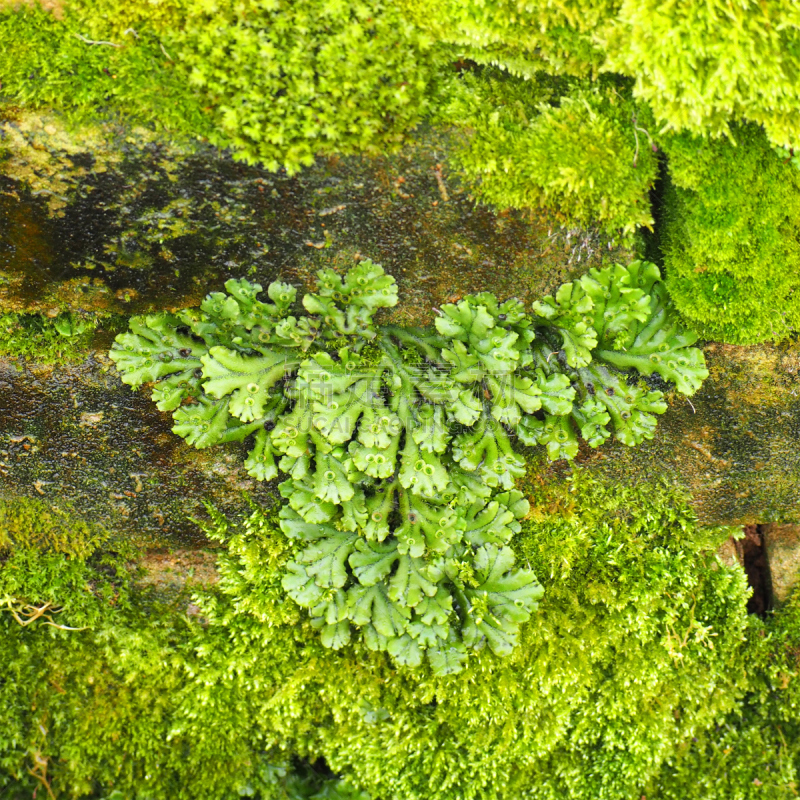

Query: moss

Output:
[444, 69, 658, 236]
[0, 4, 211, 139]
[0, 495, 107, 556]
[186, 475, 755, 800]
[0, 0, 444, 174]
[400, 0, 612, 77]
[0, 311, 99, 362]
[3, 470, 800, 798]
[661, 125, 800, 344]
[0, 520, 359, 799]
[648, 590, 800, 799]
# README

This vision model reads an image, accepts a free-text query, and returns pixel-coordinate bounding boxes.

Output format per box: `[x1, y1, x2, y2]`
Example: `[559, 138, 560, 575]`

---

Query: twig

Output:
[73, 33, 121, 47]
[28, 752, 56, 800]
[160, 42, 174, 61]
[631, 113, 655, 168]
[4, 599, 87, 631]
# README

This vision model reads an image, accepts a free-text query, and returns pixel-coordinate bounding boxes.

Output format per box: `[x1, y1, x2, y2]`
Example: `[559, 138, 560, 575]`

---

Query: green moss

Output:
[192, 474, 756, 800]
[0, 5, 211, 139]
[444, 69, 658, 235]
[405, 0, 800, 149]
[601, 0, 800, 150]
[661, 125, 800, 344]
[0, 312, 99, 362]
[0, 0, 445, 174]
[648, 590, 800, 799]
[0, 518, 358, 799]
[3, 471, 800, 798]
[172, 0, 447, 173]
[400, 0, 614, 77]
[0, 496, 106, 557]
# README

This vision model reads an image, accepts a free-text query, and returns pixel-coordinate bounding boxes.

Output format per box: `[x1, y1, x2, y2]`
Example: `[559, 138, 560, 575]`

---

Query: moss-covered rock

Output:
[0, 91, 797, 798]
[582, 340, 800, 525]
[0, 116, 630, 343]
[0, 474, 772, 800]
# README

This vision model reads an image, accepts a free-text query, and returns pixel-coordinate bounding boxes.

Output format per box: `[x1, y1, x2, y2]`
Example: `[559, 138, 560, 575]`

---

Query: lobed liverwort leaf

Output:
[110, 257, 708, 673]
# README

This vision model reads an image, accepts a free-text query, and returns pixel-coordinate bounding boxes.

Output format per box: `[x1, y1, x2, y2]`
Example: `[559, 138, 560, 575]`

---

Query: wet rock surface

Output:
[0, 354, 275, 545]
[0, 113, 614, 325]
[583, 342, 800, 525]
[2, 112, 799, 559]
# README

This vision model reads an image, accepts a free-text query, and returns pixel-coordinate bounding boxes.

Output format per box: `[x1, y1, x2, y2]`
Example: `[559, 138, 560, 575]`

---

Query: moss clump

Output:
[4, 472, 800, 797]
[0, 4, 211, 139]
[0, 312, 98, 362]
[404, 0, 800, 150]
[661, 124, 800, 344]
[0, 496, 106, 557]
[445, 70, 658, 236]
[0, 511, 359, 799]
[173, 0, 446, 172]
[0, 0, 444, 173]
[648, 588, 800, 799]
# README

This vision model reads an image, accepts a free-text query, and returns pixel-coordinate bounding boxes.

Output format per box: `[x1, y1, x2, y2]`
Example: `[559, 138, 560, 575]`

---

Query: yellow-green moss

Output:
[0, 312, 99, 362]
[0, 496, 106, 557]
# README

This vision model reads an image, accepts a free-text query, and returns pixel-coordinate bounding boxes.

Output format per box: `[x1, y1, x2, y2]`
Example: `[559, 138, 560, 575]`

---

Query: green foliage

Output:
[602, 0, 800, 150]
[0, 522, 361, 800]
[110, 261, 543, 672]
[661, 124, 800, 344]
[175, 0, 445, 172]
[445, 69, 658, 234]
[67, 0, 190, 38]
[5, 0, 799, 280]
[778, 144, 800, 172]
[193, 476, 759, 800]
[0, 547, 131, 633]
[646, 590, 800, 800]
[526, 258, 707, 458]
[407, 0, 800, 150]
[0, 0, 443, 174]
[2, 474, 798, 799]
[0, 4, 211, 138]
[0, 311, 98, 362]
[0, 496, 106, 557]
[400, 0, 615, 77]
[110, 259, 706, 671]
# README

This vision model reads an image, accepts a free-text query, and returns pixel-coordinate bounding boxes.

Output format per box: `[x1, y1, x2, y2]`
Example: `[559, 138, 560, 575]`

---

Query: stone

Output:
[1, 116, 631, 545]
[763, 523, 800, 605]
[581, 341, 800, 525]
[4, 112, 800, 549]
